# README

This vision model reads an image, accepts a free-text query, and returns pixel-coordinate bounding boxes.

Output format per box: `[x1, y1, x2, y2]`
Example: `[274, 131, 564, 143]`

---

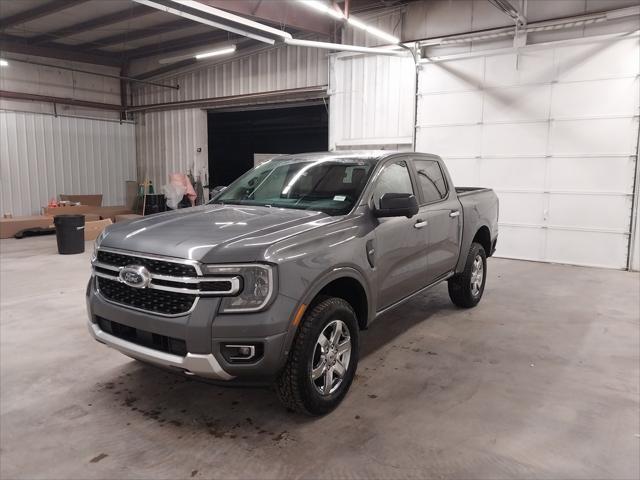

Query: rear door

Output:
[411, 158, 462, 283]
[371, 158, 429, 309]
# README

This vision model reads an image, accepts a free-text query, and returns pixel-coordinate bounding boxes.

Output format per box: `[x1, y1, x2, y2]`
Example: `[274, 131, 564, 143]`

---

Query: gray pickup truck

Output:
[87, 151, 498, 415]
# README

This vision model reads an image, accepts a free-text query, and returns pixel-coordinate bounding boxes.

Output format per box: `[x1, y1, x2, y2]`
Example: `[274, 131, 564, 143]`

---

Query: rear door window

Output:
[413, 160, 448, 204]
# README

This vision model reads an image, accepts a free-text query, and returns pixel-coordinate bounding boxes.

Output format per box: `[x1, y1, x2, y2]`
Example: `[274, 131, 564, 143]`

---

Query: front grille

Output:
[98, 277, 195, 315]
[97, 317, 187, 356]
[97, 250, 197, 277]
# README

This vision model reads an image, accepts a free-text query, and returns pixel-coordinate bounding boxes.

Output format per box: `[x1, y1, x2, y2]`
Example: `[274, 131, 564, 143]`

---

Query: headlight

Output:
[92, 229, 108, 261]
[204, 264, 276, 313]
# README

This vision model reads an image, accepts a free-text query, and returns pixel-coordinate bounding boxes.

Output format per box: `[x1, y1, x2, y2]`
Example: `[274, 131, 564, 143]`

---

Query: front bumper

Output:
[88, 321, 233, 380]
[87, 276, 296, 382]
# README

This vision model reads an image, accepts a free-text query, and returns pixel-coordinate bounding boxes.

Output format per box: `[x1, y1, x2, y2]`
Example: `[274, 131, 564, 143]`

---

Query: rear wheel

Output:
[448, 242, 486, 308]
[276, 297, 359, 415]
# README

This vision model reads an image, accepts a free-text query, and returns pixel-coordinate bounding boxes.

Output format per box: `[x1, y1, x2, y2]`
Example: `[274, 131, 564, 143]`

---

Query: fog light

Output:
[225, 344, 256, 361]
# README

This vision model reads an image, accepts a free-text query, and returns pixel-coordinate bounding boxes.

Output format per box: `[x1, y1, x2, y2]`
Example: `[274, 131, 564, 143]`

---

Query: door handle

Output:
[449, 210, 460, 218]
[414, 220, 428, 229]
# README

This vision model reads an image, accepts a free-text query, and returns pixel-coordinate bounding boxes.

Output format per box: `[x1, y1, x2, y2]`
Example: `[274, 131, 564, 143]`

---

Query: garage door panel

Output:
[419, 57, 484, 93]
[477, 157, 546, 190]
[551, 77, 639, 118]
[555, 37, 640, 82]
[483, 85, 551, 122]
[545, 229, 629, 268]
[550, 117, 638, 156]
[482, 123, 548, 156]
[417, 125, 481, 157]
[495, 226, 546, 261]
[442, 158, 478, 186]
[417, 91, 483, 126]
[497, 192, 546, 225]
[546, 156, 635, 192]
[484, 50, 555, 87]
[547, 194, 632, 231]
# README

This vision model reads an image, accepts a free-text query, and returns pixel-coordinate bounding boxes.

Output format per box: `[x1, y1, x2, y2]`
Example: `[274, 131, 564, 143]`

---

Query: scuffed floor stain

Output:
[89, 453, 108, 464]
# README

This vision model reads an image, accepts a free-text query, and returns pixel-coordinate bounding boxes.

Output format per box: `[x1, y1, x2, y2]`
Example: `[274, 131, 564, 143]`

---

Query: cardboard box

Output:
[59, 194, 103, 206]
[43, 205, 94, 216]
[83, 213, 101, 222]
[92, 206, 134, 221]
[84, 219, 113, 241]
[0, 215, 54, 239]
[115, 214, 143, 223]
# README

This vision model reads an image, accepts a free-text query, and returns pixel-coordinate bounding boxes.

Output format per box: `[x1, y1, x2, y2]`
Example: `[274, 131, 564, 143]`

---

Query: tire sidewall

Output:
[470, 243, 487, 301]
[297, 299, 359, 415]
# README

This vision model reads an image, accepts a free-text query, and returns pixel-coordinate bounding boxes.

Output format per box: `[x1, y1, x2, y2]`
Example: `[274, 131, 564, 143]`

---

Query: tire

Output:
[276, 297, 359, 416]
[448, 242, 487, 308]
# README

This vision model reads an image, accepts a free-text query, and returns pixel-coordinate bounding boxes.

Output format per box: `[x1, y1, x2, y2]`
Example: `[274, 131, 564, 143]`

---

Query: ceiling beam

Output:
[0, 90, 123, 111]
[200, 0, 333, 36]
[135, 58, 198, 80]
[0, 34, 122, 67]
[0, 0, 90, 30]
[29, 5, 154, 44]
[122, 29, 233, 60]
[83, 18, 193, 49]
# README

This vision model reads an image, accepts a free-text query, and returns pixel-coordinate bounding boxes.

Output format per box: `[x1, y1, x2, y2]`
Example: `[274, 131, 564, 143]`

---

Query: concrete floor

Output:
[1, 236, 638, 480]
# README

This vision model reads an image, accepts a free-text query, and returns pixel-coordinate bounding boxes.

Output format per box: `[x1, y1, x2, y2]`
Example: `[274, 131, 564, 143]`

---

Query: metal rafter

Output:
[29, 5, 154, 44]
[0, 0, 90, 30]
[0, 33, 121, 66]
[83, 18, 193, 49]
[122, 29, 234, 60]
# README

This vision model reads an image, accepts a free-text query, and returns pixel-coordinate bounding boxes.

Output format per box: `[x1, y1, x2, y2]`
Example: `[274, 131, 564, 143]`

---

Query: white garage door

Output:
[417, 34, 640, 269]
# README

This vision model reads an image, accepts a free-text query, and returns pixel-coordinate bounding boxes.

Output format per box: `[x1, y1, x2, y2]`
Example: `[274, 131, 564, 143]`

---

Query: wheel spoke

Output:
[312, 360, 326, 380]
[317, 333, 330, 353]
[323, 367, 334, 394]
[329, 321, 342, 345]
[334, 360, 346, 377]
[336, 338, 351, 356]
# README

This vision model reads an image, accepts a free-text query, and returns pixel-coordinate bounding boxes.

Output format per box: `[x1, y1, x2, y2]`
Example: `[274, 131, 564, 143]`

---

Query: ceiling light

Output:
[298, 0, 400, 44]
[159, 44, 236, 64]
[284, 38, 406, 56]
[132, 0, 276, 44]
[299, 0, 344, 20]
[0, 59, 8, 67]
[195, 45, 236, 59]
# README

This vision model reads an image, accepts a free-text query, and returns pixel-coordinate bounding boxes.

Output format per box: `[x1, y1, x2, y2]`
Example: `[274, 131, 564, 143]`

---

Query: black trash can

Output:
[53, 214, 85, 254]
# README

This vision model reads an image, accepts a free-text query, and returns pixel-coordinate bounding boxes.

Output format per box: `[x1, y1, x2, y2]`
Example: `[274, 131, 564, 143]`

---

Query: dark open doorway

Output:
[207, 103, 328, 188]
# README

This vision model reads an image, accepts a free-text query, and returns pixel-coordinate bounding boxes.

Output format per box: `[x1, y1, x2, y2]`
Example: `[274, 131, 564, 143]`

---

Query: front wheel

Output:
[448, 242, 487, 308]
[276, 297, 359, 415]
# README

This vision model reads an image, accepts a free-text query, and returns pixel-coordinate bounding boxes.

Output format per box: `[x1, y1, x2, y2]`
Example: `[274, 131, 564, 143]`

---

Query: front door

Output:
[371, 159, 429, 309]
[411, 158, 462, 283]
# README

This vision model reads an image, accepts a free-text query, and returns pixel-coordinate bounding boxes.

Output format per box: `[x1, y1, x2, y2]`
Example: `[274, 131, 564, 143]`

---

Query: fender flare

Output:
[279, 266, 374, 358]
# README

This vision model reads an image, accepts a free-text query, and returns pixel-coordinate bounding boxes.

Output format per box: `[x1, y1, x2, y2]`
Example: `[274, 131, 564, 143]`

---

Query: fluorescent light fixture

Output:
[131, 0, 276, 44]
[0, 59, 8, 67]
[284, 38, 406, 56]
[173, 0, 292, 39]
[159, 44, 236, 64]
[298, 0, 400, 44]
[299, 0, 344, 19]
[195, 45, 236, 59]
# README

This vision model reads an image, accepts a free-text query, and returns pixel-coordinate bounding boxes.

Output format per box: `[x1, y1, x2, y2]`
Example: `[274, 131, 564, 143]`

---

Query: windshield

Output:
[213, 158, 374, 215]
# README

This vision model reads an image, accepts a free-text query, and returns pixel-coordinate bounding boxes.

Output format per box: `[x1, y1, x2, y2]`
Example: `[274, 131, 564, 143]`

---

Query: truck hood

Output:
[100, 204, 334, 263]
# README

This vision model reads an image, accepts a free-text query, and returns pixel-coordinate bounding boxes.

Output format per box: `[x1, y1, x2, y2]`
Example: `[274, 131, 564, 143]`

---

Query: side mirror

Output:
[374, 193, 419, 219]
[211, 185, 227, 196]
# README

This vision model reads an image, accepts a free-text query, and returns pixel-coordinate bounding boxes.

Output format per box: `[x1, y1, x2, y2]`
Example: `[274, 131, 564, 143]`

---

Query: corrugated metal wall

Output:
[133, 41, 329, 190]
[132, 42, 328, 105]
[0, 111, 136, 216]
[136, 108, 207, 191]
[328, 53, 415, 149]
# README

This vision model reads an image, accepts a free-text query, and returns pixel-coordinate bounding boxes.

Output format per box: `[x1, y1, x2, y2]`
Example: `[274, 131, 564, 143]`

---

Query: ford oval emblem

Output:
[119, 265, 151, 289]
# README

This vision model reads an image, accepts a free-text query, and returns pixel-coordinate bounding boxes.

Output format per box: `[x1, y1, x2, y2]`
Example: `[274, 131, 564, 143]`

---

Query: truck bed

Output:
[455, 186, 492, 197]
